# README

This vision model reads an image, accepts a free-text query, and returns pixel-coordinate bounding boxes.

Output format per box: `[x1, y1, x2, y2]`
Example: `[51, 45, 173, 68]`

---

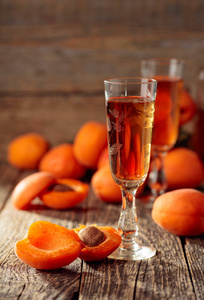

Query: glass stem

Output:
[148, 151, 168, 197]
[118, 188, 139, 250]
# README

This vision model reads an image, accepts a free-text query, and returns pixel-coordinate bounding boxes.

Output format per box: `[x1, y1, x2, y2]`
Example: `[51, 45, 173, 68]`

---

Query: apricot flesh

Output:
[15, 221, 82, 270]
[73, 121, 107, 169]
[7, 133, 49, 170]
[39, 178, 89, 209]
[39, 143, 86, 179]
[152, 188, 204, 236]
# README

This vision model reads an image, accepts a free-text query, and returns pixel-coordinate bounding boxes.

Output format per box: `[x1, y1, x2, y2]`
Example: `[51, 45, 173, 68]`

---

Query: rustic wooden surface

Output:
[0, 1, 204, 299]
[0, 163, 203, 300]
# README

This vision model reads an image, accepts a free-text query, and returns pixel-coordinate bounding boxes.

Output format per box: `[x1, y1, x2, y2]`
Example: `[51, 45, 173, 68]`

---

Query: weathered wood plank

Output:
[0, 30, 203, 93]
[0, 163, 20, 210]
[78, 187, 196, 299]
[185, 236, 204, 300]
[0, 166, 202, 300]
[0, 0, 203, 31]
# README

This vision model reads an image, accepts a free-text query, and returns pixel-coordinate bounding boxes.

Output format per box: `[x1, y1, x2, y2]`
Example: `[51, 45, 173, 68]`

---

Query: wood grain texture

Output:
[0, 166, 203, 299]
[185, 237, 204, 300]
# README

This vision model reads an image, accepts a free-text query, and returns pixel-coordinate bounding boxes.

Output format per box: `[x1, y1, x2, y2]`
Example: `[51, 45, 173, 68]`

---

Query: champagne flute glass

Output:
[104, 77, 157, 260]
[141, 58, 184, 200]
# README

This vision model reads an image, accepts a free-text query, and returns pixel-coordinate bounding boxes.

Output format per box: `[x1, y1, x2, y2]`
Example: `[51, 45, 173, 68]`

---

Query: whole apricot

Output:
[152, 188, 204, 236]
[164, 147, 203, 190]
[73, 121, 107, 169]
[97, 147, 109, 169]
[39, 143, 86, 179]
[91, 165, 145, 203]
[7, 133, 49, 170]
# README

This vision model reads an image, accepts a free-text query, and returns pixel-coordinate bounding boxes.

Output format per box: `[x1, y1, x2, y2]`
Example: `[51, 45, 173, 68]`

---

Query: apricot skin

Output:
[97, 147, 109, 169]
[164, 147, 204, 190]
[7, 133, 49, 170]
[152, 188, 204, 236]
[91, 165, 145, 203]
[73, 121, 107, 169]
[91, 165, 122, 203]
[39, 143, 86, 179]
[11, 172, 55, 209]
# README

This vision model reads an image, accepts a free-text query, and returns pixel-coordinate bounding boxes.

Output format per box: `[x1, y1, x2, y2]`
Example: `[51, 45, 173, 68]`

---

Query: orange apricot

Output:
[74, 224, 122, 261]
[11, 172, 55, 209]
[73, 121, 107, 169]
[39, 143, 86, 179]
[15, 221, 82, 270]
[7, 133, 49, 170]
[97, 147, 109, 169]
[39, 178, 89, 209]
[91, 165, 145, 203]
[91, 165, 122, 203]
[164, 147, 204, 190]
[152, 188, 204, 236]
[179, 89, 197, 126]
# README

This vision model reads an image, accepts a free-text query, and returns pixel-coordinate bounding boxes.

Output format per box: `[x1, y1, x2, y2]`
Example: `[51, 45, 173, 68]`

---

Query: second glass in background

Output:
[141, 58, 184, 200]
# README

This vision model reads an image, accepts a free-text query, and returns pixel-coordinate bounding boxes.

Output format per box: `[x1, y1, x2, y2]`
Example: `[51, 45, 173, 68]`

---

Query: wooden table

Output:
[0, 162, 203, 300]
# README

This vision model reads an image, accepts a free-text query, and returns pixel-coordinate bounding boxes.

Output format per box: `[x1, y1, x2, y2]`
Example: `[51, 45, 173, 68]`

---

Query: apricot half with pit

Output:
[11, 172, 55, 209]
[39, 178, 89, 209]
[152, 188, 204, 236]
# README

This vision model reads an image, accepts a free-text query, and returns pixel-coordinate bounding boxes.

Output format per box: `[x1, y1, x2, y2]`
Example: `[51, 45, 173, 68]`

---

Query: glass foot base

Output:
[108, 243, 156, 261]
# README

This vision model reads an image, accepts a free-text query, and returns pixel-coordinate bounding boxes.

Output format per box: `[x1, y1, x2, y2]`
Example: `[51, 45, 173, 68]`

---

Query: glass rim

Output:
[141, 57, 185, 66]
[104, 77, 157, 85]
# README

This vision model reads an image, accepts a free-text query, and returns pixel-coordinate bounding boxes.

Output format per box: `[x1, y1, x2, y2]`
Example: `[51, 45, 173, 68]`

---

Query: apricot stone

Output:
[164, 147, 203, 190]
[7, 133, 49, 170]
[39, 143, 86, 179]
[152, 188, 204, 236]
[73, 121, 107, 169]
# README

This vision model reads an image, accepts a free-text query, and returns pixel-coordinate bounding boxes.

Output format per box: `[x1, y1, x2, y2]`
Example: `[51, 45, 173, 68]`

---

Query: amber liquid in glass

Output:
[107, 96, 155, 189]
[152, 76, 183, 152]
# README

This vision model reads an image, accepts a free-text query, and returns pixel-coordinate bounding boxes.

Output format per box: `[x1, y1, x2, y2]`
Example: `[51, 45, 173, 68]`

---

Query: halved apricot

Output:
[39, 178, 89, 209]
[74, 225, 122, 261]
[11, 172, 55, 209]
[15, 221, 82, 270]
